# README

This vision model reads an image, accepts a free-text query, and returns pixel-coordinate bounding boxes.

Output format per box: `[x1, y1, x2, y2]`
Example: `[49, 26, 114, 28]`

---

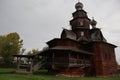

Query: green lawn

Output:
[0, 74, 120, 80]
[0, 68, 14, 73]
[0, 68, 120, 80]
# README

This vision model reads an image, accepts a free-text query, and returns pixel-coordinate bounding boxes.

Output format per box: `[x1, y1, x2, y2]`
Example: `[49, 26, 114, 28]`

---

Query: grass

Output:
[0, 68, 120, 80]
[0, 68, 14, 73]
[0, 74, 120, 80]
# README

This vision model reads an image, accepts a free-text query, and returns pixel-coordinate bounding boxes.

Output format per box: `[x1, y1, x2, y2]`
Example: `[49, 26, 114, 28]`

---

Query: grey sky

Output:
[0, 0, 120, 64]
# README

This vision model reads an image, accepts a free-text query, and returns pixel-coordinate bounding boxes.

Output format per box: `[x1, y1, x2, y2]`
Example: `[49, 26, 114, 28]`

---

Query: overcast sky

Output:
[0, 0, 120, 64]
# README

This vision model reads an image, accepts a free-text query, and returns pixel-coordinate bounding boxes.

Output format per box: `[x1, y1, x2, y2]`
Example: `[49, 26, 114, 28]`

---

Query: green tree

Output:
[19, 48, 26, 55]
[31, 48, 39, 53]
[0, 32, 23, 64]
[27, 48, 39, 55]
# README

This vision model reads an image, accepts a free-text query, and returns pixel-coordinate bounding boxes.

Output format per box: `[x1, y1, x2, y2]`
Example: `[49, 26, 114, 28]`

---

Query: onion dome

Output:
[75, 2, 83, 10]
[91, 18, 97, 28]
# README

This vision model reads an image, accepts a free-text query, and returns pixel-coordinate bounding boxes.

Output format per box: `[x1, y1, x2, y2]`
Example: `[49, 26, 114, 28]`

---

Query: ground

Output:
[0, 68, 120, 80]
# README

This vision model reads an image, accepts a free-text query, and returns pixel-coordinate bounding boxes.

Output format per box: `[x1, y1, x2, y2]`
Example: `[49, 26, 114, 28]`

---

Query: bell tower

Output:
[70, 1, 91, 40]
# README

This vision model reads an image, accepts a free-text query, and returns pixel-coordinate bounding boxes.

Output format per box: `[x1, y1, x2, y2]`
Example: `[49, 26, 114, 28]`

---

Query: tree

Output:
[0, 32, 23, 64]
[26, 48, 39, 55]
[42, 46, 49, 51]
[19, 48, 26, 55]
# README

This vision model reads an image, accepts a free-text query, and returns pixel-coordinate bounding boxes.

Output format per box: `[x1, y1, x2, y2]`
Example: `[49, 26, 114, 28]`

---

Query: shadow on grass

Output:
[33, 69, 48, 75]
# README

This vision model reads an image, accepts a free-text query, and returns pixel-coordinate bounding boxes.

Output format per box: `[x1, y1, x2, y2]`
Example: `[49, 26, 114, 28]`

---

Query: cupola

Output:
[75, 2, 83, 10]
[91, 18, 97, 28]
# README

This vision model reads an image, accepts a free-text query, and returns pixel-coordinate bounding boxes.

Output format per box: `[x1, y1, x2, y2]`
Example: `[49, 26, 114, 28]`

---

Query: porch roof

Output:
[38, 46, 93, 55]
[13, 54, 36, 58]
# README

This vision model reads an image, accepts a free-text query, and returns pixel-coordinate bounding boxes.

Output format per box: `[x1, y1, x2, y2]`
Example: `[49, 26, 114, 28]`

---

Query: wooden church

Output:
[37, 1, 117, 77]
[14, 1, 117, 77]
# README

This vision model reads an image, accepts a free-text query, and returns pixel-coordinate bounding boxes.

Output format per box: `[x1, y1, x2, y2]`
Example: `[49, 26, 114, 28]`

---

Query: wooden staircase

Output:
[33, 60, 45, 72]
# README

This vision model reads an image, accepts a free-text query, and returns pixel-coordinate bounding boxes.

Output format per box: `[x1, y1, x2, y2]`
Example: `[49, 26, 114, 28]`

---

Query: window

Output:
[80, 22, 83, 26]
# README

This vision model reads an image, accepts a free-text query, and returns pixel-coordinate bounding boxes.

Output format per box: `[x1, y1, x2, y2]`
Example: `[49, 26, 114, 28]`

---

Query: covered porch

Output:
[38, 47, 93, 76]
[13, 53, 43, 74]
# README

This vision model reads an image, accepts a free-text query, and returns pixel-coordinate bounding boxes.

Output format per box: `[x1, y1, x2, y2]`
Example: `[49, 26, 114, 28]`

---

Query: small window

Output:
[80, 22, 83, 26]
[81, 31, 84, 36]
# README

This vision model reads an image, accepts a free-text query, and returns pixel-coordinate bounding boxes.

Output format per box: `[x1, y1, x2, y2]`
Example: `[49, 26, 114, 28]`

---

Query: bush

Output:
[0, 63, 15, 68]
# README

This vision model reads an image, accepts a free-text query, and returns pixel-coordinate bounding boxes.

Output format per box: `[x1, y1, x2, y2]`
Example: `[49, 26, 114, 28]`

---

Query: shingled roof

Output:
[90, 28, 107, 42]
[61, 28, 76, 40]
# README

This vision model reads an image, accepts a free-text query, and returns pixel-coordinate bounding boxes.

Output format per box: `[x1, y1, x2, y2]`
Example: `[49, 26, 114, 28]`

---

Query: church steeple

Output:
[70, 1, 91, 39]
[72, 1, 88, 20]
[75, 1, 83, 10]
